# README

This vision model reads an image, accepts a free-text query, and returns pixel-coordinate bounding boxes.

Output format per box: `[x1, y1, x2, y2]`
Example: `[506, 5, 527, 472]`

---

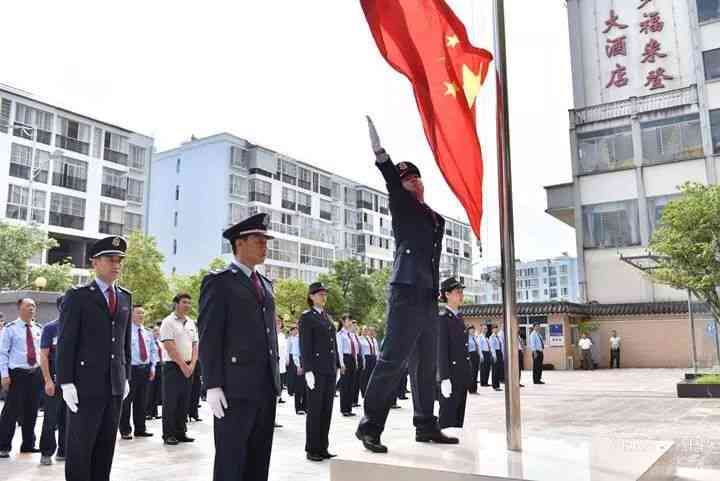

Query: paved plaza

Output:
[0, 368, 719, 480]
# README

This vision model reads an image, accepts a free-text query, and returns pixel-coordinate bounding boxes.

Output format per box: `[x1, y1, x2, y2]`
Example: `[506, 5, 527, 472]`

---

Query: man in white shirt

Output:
[609, 330, 621, 368]
[578, 333, 593, 370]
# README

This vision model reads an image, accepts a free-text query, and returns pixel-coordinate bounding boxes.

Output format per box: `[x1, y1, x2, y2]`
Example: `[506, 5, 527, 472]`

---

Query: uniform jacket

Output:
[298, 308, 338, 376]
[437, 310, 472, 386]
[377, 158, 445, 292]
[198, 264, 280, 401]
[56, 281, 132, 398]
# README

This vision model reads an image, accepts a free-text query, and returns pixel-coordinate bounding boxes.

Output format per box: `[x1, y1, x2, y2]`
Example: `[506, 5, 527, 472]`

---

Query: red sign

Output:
[645, 68, 673, 90]
[606, 36, 627, 58]
[606, 64, 629, 88]
[640, 39, 667, 63]
[602, 10, 629, 34]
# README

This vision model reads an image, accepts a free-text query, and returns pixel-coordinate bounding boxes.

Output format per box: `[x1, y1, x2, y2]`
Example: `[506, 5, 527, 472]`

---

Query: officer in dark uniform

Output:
[437, 278, 472, 430]
[56, 236, 132, 481]
[357, 117, 458, 452]
[199, 213, 280, 481]
[299, 282, 339, 462]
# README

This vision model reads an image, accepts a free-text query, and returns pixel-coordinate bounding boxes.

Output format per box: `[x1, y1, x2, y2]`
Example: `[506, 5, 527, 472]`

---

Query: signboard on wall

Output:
[548, 323, 565, 347]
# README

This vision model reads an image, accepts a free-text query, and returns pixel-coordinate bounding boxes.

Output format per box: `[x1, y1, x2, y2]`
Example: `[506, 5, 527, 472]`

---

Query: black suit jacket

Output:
[298, 308, 338, 376]
[377, 158, 445, 292]
[198, 264, 280, 401]
[56, 281, 132, 398]
[437, 310, 472, 386]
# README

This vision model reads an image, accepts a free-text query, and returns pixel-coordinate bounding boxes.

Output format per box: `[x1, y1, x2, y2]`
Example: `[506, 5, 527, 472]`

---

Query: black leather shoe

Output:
[352, 403, 361, 408]
[342, 412, 356, 417]
[20, 447, 41, 453]
[164, 437, 179, 446]
[177, 436, 195, 443]
[534, 381, 545, 385]
[493, 387, 503, 391]
[355, 430, 388, 453]
[307, 453, 324, 462]
[135, 432, 154, 438]
[398, 395, 408, 400]
[390, 403, 401, 409]
[274, 423, 283, 428]
[296, 410, 306, 415]
[278, 398, 286, 404]
[416, 431, 459, 444]
[519, 384, 525, 388]
[322, 451, 337, 459]
[120, 433, 133, 440]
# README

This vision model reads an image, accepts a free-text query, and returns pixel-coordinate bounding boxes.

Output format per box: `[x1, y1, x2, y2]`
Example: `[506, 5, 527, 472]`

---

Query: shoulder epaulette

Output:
[117, 285, 132, 295]
[259, 273, 272, 284]
[210, 267, 231, 276]
[4, 320, 17, 328]
[302, 309, 311, 315]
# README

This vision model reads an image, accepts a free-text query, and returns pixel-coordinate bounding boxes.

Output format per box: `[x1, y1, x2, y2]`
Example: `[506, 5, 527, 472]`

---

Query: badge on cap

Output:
[262, 214, 270, 228]
[112, 237, 121, 247]
[398, 162, 408, 171]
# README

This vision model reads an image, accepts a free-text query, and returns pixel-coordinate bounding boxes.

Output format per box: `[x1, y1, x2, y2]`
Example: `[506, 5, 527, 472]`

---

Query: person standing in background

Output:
[466, 326, 480, 394]
[39, 296, 67, 465]
[609, 330, 621, 369]
[287, 325, 306, 415]
[277, 317, 289, 405]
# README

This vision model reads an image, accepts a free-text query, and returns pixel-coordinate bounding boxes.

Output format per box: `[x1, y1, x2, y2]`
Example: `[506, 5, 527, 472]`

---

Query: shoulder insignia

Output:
[4, 320, 17, 328]
[302, 309, 311, 315]
[210, 267, 231, 276]
[117, 285, 132, 295]
[259, 273, 273, 284]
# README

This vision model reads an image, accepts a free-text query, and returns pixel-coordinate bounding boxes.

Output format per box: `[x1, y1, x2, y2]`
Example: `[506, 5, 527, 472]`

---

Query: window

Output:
[344, 187, 357, 208]
[6, 184, 29, 220]
[318, 174, 332, 197]
[298, 167, 312, 190]
[127, 178, 144, 203]
[129, 145, 147, 170]
[561, 287, 569, 297]
[647, 194, 682, 234]
[230, 146, 247, 169]
[249, 179, 272, 204]
[279, 159, 297, 185]
[93, 127, 102, 158]
[709, 109, 720, 154]
[528, 279, 539, 289]
[300, 216, 335, 243]
[345, 209, 360, 229]
[577, 127, 634, 174]
[30, 191, 46, 223]
[362, 212, 374, 231]
[33, 150, 50, 183]
[378, 196, 389, 215]
[532, 290, 540, 299]
[228, 204, 247, 225]
[14, 103, 53, 144]
[0, 98, 10, 133]
[300, 244, 334, 268]
[175, 185, 180, 201]
[698, 0, 720, 23]
[174, 211, 178, 227]
[229, 174, 248, 198]
[124, 212, 143, 234]
[99, 203, 125, 235]
[173, 239, 177, 255]
[267, 239, 299, 263]
[49, 193, 85, 230]
[52, 156, 88, 192]
[176, 157, 181, 173]
[548, 266, 557, 276]
[704, 48, 720, 81]
[549, 288, 558, 298]
[9, 143, 32, 179]
[549, 277, 558, 287]
[560, 276, 568, 285]
[297, 192, 311, 215]
[56, 117, 90, 155]
[103, 132, 129, 165]
[583, 200, 641, 248]
[641, 114, 702, 164]
[282, 188, 297, 210]
[559, 265, 568, 274]
[102, 168, 127, 200]
[320, 199, 332, 221]
[357, 190, 373, 210]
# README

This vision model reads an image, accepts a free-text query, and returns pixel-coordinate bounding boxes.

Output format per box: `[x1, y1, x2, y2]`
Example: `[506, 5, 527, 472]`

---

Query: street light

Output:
[33, 276, 47, 291]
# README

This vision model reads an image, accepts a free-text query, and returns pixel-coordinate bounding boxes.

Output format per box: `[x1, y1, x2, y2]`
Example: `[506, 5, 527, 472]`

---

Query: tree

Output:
[120, 231, 170, 316]
[367, 268, 391, 335]
[649, 182, 720, 322]
[317, 260, 378, 324]
[274, 278, 309, 321]
[166, 257, 227, 321]
[0, 221, 57, 289]
[28, 261, 74, 293]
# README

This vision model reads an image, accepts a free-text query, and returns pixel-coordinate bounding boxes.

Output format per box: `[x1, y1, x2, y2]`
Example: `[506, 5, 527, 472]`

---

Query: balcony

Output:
[319, 186, 332, 197]
[282, 200, 296, 210]
[99, 221, 124, 235]
[356, 200, 373, 210]
[49, 212, 84, 230]
[298, 179, 312, 190]
[53, 173, 87, 192]
[101, 184, 127, 200]
[298, 204, 311, 215]
[9, 163, 30, 179]
[56, 135, 89, 155]
[13, 124, 52, 145]
[544, 182, 575, 227]
[320, 210, 332, 221]
[249, 192, 271, 204]
[104, 149, 129, 166]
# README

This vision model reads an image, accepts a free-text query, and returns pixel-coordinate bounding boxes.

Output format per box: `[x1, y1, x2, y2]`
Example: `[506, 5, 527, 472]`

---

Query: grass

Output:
[695, 374, 720, 384]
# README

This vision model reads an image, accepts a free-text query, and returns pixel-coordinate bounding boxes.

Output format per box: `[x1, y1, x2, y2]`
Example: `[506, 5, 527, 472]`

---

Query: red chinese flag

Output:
[361, 0, 492, 237]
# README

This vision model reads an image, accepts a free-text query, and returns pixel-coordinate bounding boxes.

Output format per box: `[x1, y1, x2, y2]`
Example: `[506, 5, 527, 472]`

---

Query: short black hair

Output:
[230, 235, 252, 255]
[173, 293, 192, 304]
[16, 297, 35, 308]
[56, 295, 65, 311]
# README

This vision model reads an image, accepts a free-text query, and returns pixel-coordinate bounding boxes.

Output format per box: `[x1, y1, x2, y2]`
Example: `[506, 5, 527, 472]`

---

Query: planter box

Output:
[677, 380, 720, 398]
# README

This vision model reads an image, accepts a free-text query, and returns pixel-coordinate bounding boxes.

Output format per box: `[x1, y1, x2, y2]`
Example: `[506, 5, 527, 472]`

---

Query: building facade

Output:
[148, 133, 481, 300]
[545, 0, 720, 304]
[477, 256, 580, 305]
[0, 85, 153, 281]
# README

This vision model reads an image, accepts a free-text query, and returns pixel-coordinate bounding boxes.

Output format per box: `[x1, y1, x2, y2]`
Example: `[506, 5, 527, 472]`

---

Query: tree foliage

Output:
[29, 261, 74, 293]
[0, 221, 57, 289]
[119, 231, 170, 316]
[274, 278, 309, 322]
[316, 260, 379, 325]
[649, 182, 720, 322]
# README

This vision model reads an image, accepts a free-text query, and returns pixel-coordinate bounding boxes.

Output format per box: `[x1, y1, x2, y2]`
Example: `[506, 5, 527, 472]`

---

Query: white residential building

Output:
[148, 133, 482, 301]
[0, 84, 153, 282]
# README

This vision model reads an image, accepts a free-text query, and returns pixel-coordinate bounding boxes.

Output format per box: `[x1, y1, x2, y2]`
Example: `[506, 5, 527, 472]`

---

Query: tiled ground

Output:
[0, 369, 718, 480]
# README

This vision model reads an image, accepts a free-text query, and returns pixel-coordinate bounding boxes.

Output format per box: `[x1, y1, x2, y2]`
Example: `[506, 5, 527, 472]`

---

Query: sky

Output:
[1, 1, 577, 269]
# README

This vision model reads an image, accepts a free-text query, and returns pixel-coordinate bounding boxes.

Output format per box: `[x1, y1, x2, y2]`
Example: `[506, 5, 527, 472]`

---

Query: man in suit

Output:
[56, 236, 132, 481]
[199, 213, 280, 481]
[357, 117, 458, 453]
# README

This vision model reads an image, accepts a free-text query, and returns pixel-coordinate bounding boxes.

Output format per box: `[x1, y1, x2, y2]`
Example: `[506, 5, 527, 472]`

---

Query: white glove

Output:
[61, 383, 79, 413]
[207, 387, 228, 419]
[366, 115, 383, 153]
[440, 379, 452, 399]
[123, 380, 130, 400]
[305, 371, 316, 391]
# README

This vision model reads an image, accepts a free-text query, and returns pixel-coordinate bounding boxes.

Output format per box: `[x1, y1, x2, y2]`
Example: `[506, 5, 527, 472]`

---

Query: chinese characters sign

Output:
[602, 0, 674, 92]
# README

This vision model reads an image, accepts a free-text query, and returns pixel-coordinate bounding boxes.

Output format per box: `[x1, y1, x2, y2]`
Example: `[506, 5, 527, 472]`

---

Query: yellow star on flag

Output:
[461, 64, 482, 108]
[444, 81, 459, 97]
[446, 35, 460, 48]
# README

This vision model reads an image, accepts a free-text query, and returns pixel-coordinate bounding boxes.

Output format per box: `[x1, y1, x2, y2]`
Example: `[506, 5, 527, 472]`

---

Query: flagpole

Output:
[492, 0, 522, 452]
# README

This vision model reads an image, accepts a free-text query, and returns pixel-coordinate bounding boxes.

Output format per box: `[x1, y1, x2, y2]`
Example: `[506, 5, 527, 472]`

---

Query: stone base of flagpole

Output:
[330, 430, 673, 481]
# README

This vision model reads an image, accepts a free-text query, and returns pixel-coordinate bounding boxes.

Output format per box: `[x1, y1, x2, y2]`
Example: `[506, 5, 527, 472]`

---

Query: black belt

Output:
[10, 367, 39, 373]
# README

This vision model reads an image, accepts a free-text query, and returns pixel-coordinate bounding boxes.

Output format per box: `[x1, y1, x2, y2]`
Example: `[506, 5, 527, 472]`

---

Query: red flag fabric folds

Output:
[361, 0, 492, 237]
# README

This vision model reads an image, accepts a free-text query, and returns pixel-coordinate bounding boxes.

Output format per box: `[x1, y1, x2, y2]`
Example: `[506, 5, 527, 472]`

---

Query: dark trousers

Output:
[352, 356, 363, 404]
[146, 364, 163, 417]
[40, 387, 67, 457]
[120, 365, 151, 435]
[188, 367, 202, 419]
[213, 396, 276, 481]
[496, 349, 505, 383]
[306, 373, 335, 455]
[66, 395, 122, 481]
[438, 377, 468, 429]
[0, 368, 42, 451]
[532, 351, 544, 383]
[491, 353, 501, 389]
[360, 355, 377, 398]
[480, 352, 492, 386]
[288, 356, 306, 413]
[610, 349, 620, 368]
[359, 286, 438, 437]
[468, 352, 480, 393]
[582, 350, 593, 370]
[518, 351, 524, 381]
[339, 355, 357, 414]
[162, 363, 191, 439]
